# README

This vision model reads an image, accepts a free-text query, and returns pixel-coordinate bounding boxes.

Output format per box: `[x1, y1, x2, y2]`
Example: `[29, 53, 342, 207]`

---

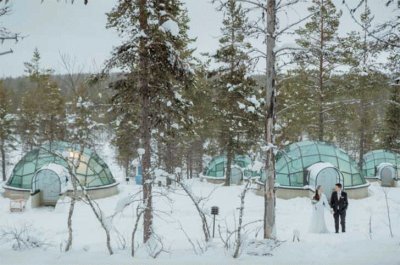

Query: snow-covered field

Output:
[0, 141, 399, 264]
[1, 178, 400, 265]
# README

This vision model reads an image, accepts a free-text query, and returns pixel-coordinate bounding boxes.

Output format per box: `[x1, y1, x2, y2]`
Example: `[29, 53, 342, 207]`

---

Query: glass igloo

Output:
[362, 150, 399, 186]
[3, 141, 118, 201]
[203, 155, 261, 184]
[272, 141, 368, 199]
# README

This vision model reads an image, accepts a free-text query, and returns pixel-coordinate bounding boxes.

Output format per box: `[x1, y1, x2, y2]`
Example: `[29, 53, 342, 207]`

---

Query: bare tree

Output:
[63, 147, 84, 252]
[178, 222, 208, 255]
[233, 180, 251, 258]
[43, 147, 114, 255]
[382, 187, 394, 238]
[0, 2, 21, 56]
[0, 224, 51, 250]
[131, 203, 145, 257]
[263, 0, 277, 240]
[236, 0, 308, 240]
[171, 177, 213, 243]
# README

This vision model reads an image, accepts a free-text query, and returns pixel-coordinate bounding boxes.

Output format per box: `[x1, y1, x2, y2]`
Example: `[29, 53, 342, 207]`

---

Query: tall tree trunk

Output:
[225, 140, 233, 186]
[359, 96, 367, 170]
[138, 0, 153, 244]
[318, 0, 325, 141]
[1, 138, 6, 181]
[263, 0, 277, 239]
[65, 176, 77, 252]
[165, 140, 174, 174]
[359, 0, 368, 170]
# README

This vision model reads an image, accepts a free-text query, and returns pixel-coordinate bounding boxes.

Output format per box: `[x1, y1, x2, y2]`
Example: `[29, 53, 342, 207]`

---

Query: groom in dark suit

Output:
[330, 183, 349, 233]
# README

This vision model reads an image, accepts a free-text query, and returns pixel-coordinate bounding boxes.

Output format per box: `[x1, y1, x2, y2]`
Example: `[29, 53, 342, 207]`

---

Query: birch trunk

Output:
[1, 138, 6, 181]
[263, 0, 277, 240]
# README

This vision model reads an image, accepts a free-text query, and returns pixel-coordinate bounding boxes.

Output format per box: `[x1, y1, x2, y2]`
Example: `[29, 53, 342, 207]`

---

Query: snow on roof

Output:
[377, 162, 395, 171]
[307, 162, 336, 175]
[39, 163, 69, 178]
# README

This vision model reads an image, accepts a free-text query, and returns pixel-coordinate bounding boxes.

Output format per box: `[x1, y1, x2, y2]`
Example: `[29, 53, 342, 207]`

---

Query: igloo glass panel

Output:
[343, 173, 352, 186]
[352, 173, 364, 185]
[23, 162, 37, 175]
[87, 176, 103, 187]
[319, 145, 336, 156]
[13, 163, 25, 176]
[216, 169, 224, 178]
[301, 144, 319, 156]
[77, 162, 89, 175]
[338, 159, 351, 173]
[320, 155, 339, 167]
[277, 173, 290, 186]
[336, 151, 349, 161]
[290, 172, 304, 186]
[10, 176, 22, 186]
[24, 150, 39, 162]
[374, 152, 386, 159]
[22, 174, 34, 189]
[276, 159, 289, 172]
[288, 161, 302, 174]
[302, 155, 319, 167]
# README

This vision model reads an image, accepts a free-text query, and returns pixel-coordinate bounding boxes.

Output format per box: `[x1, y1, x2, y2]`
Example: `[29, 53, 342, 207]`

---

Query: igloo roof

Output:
[6, 141, 116, 190]
[204, 155, 260, 178]
[362, 149, 400, 178]
[275, 141, 365, 187]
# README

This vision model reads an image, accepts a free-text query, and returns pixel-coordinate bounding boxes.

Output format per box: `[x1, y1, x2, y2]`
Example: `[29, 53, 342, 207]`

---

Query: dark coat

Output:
[330, 191, 349, 213]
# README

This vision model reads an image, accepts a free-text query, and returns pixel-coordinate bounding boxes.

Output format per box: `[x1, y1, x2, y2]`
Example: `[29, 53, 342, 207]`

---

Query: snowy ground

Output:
[1, 141, 399, 264]
[1, 178, 400, 265]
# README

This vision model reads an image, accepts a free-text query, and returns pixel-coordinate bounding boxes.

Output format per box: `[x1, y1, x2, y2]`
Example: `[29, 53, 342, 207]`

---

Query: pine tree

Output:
[382, 54, 400, 152]
[0, 81, 16, 181]
[106, 0, 194, 244]
[67, 86, 96, 147]
[212, 0, 262, 186]
[294, 0, 342, 141]
[277, 68, 318, 144]
[183, 63, 215, 178]
[339, 1, 385, 165]
[40, 81, 66, 144]
[20, 48, 66, 149]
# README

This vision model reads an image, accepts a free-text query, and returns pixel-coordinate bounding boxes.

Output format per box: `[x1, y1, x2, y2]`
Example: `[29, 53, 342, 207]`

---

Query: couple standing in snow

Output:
[309, 183, 349, 234]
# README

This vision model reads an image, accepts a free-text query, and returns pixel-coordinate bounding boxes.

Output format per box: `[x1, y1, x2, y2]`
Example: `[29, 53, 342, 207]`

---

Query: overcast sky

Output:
[0, 0, 396, 77]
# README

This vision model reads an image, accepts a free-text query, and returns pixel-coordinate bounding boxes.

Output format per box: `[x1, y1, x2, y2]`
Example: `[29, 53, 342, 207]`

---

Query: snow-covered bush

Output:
[0, 224, 50, 250]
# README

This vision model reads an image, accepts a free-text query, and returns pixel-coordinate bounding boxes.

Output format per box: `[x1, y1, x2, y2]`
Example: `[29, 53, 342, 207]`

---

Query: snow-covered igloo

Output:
[362, 150, 399, 187]
[3, 141, 119, 205]
[259, 141, 369, 199]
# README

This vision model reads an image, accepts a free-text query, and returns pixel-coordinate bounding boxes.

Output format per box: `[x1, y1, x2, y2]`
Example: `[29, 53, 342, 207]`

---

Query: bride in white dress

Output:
[309, 185, 330, 233]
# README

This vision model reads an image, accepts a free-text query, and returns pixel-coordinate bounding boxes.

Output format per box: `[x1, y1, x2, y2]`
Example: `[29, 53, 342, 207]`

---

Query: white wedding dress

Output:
[309, 193, 330, 233]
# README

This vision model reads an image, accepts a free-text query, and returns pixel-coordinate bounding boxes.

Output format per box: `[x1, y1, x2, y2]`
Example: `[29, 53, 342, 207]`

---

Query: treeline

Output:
[0, 0, 399, 185]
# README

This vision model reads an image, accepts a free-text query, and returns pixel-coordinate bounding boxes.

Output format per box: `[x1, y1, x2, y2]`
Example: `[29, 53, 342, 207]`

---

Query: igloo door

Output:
[316, 167, 341, 200]
[33, 169, 61, 206]
[230, 167, 243, 185]
[379, 165, 396, 187]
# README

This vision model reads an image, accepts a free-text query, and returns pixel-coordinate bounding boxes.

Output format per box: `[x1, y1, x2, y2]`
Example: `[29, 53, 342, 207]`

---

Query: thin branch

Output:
[0, 49, 12, 56]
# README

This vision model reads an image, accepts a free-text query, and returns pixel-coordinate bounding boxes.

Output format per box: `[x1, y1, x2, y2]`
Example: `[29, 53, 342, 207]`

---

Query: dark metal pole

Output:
[213, 214, 216, 238]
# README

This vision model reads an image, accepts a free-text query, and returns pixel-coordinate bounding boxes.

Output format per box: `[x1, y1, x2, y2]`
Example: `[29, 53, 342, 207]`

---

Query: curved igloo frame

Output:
[3, 141, 118, 200]
[202, 154, 261, 183]
[270, 141, 369, 199]
[307, 162, 344, 199]
[362, 150, 399, 187]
